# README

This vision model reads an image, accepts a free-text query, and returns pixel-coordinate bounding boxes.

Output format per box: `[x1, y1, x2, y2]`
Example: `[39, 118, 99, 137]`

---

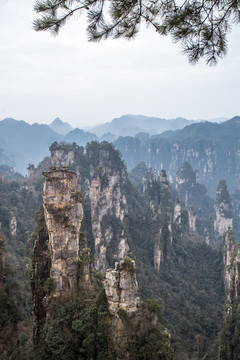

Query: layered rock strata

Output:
[42, 169, 83, 297]
[105, 258, 139, 315]
[87, 146, 129, 271]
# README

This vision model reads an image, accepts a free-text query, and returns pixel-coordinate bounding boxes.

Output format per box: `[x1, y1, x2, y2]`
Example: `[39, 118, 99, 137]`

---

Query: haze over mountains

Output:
[0, 114, 234, 179]
[1, 113, 240, 360]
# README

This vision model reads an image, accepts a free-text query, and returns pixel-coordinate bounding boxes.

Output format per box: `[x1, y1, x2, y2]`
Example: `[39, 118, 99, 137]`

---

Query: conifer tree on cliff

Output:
[34, 0, 240, 64]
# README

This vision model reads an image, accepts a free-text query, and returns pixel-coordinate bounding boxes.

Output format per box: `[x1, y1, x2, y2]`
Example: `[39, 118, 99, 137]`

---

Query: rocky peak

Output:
[223, 227, 235, 290]
[27, 164, 35, 178]
[188, 206, 196, 232]
[214, 180, 233, 236]
[86, 142, 129, 271]
[176, 161, 196, 188]
[105, 258, 139, 315]
[219, 228, 240, 359]
[49, 142, 82, 167]
[49, 117, 73, 135]
[42, 168, 83, 297]
[9, 211, 17, 236]
[174, 198, 182, 225]
[176, 161, 198, 208]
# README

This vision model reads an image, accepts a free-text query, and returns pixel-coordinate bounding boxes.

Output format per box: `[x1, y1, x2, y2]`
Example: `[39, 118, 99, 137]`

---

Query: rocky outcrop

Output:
[214, 180, 233, 236]
[27, 164, 35, 178]
[154, 239, 162, 272]
[9, 211, 17, 236]
[188, 206, 196, 232]
[222, 227, 235, 290]
[42, 169, 83, 297]
[222, 227, 240, 301]
[115, 117, 240, 196]
[105, 258, 139, 315]
[174, 199, 181, 225]
[141, 169, 173, 272]
[105, 258, 174, 360]
[87, 144, 129, 271]
[219, 228, 240, 360]
[176, 162, 196, 206]
[51, 149, 75, 167]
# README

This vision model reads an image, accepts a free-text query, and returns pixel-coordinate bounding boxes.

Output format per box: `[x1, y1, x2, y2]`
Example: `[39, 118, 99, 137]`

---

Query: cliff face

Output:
[114, 117, 240, 196]
[51, 149, 75, 167]
[223, 228, 236, 290]
[9, 211, 17, 236]
[42, 169, 83, 297]
[31, 160, 174, 360]
[188, 206, 196, 232]
[86, 144, 129, 271]
[104, 258, 173, 360]
[105, 258, 139, 315]
[175, 162, 214, 240]
[214, 180, 233, 237]
[219, 228, 240, 360]
[141, 169, 173, 272]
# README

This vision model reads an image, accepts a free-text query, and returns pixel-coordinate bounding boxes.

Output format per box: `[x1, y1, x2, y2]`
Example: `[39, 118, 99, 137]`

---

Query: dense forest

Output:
[0, 139, 239, 359]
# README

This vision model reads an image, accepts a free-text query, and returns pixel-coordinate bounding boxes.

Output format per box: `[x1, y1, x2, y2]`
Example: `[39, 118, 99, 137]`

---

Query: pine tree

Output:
[34, 0, 240, 64]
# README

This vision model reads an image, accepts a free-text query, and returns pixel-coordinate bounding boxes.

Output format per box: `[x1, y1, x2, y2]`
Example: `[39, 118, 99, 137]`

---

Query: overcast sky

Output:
[0, 0, 239, 128]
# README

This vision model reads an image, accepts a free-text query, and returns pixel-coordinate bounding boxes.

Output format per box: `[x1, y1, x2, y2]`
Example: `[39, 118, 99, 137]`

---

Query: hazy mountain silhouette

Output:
[49, 117, 73, 135]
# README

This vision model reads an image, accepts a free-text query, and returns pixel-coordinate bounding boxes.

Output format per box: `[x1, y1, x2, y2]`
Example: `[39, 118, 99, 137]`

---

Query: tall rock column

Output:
[105, 258, 139, 315]
[105, 258, 139, 359]
[219, 228, 240, 360]
[214, 180, 233, 236]
[42, 169, 83, 297]
[104, 258, 174, 360]
[87, 143, 129, 271]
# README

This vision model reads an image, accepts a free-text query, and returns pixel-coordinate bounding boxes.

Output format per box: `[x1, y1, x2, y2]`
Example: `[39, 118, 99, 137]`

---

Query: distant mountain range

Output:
[88, 114, 196, 137]
[49, 117, 73, 135]
[114, 116, 240, 195]
[0, 115, 233, 177]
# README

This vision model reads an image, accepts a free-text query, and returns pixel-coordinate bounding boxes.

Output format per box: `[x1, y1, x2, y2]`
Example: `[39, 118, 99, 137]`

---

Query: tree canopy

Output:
[34, 0, 240, 64]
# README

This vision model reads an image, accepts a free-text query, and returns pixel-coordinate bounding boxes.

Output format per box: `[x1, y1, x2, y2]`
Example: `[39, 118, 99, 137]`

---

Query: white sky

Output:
[0, 0, 239, 128]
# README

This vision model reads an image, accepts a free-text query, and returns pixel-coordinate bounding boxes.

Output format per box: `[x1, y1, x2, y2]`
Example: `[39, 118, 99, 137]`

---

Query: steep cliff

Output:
[175, 161, 214, 241]
[219, 228, 240, 360]
[114, 117, 240, 196]
[132, 166, 174, 273]
[42, 168, 83, 297]
[105, 258, 139, 315]
[50, 141, 78, 167]
[31, 164, 175, 360]
[29, 141, 226, 359]
[214, 180, 233, 238]
[9, 211, 17, 236]
[86, 142, 129, 271]
[105, 258, 174, 360]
